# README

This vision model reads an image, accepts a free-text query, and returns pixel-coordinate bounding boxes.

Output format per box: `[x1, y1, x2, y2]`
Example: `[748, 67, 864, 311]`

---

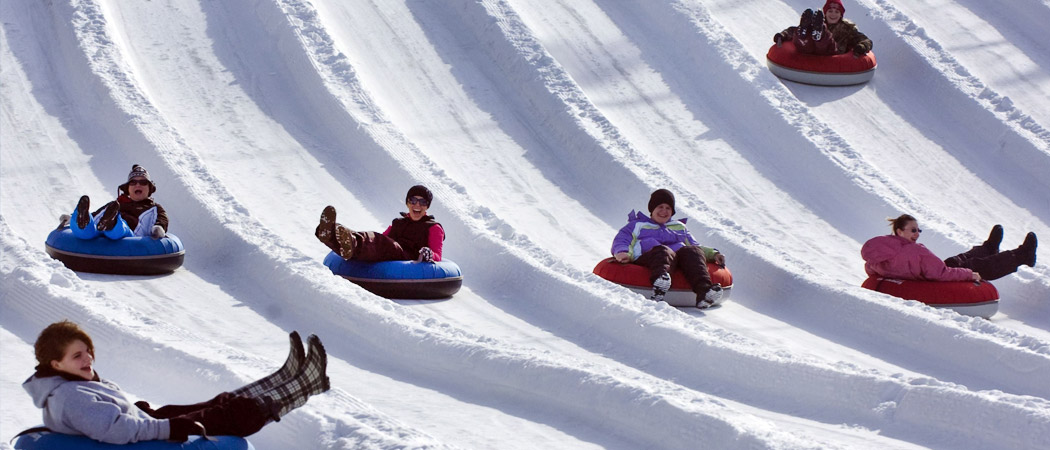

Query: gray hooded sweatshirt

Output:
[22, 369, 170, 444]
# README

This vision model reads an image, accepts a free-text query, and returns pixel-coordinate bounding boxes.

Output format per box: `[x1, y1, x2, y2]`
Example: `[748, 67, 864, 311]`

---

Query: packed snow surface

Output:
[3, 0, 1049, 449]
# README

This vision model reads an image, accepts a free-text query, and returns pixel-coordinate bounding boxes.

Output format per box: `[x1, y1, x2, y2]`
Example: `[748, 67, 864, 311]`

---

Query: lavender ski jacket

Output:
[612, 210, 711, 261]
[861, 234, 973, 282]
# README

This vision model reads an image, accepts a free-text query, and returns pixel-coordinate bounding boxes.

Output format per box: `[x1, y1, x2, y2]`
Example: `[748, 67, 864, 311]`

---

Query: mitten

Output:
[135, 400, 158, 418]
[168, 418, 206, 442]
[773, 33, 784, 46]
[58, 214, 71, 229]
[151, 225, 166, 239]
[853, 44, 869, 56]
[417, 247, 434, 263]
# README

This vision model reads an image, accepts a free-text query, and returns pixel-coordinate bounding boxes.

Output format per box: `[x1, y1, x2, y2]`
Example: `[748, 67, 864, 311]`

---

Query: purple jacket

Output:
[861, 235, 973, 282]
[611, 210, 700, 261]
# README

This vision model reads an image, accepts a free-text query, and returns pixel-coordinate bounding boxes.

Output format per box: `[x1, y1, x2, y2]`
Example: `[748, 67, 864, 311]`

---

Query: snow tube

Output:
[592, 258, 733, 307]
[13, 431, 253, 450]
[44, 228, 185, 275]
[766, 41, 876, 86]
[861, 277, 999, 319]
[323, 252, 463, 299]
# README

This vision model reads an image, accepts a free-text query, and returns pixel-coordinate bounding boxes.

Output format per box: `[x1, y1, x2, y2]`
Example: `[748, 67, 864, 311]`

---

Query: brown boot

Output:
[96, 201, 120, 232]
[334, 225, 357, 260]
[314, 206, 339, 252]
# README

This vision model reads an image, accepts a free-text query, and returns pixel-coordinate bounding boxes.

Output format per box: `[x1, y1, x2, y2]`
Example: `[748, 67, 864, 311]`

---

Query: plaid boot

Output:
[230, 331, 305, 399]
[260, 334, 330, 420]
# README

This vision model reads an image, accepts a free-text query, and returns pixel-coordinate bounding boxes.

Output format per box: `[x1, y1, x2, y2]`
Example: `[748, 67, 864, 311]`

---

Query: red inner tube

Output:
[593, 258, 732, 290]
[767, 41, 876, 74]
[861, 277, 998, 305]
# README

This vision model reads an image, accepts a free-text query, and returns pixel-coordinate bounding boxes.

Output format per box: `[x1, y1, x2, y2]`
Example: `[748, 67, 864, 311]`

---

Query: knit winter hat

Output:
[119, 164, 156, 195]
[823, 0, 844, 15]
[406, 185, 433, 206]
[648, 189, 676, 216]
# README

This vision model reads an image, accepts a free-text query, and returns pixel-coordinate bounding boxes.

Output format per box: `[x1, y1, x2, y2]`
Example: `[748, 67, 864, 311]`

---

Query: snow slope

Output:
[2, 0, 1048, 448]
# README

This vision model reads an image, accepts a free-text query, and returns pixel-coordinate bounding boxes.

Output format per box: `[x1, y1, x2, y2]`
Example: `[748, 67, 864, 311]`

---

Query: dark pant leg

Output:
[149, 393, 232, 419]
[353, 231, 411, 262]
[171, 393, 271, 437]
[793, 33, 816, 53]
[632, 246, 675, 284]
[945, 244, 995, 268]
[958, 249, 1022, 281]
[674, 246, 713, 294]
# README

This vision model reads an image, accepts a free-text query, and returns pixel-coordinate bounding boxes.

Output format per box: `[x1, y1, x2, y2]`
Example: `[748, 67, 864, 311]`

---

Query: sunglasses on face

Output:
[408, 197, 429, 206]
[127, 179, 150, 186]
[908, 228, 922, 233]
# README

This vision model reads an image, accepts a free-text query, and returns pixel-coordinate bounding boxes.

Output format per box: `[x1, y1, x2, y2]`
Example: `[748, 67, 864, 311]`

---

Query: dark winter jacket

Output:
[93, 195, 168, 232]
[383, 214, 444, 261]
[827, 19, 872, 55]
[22, 366, 170, 444]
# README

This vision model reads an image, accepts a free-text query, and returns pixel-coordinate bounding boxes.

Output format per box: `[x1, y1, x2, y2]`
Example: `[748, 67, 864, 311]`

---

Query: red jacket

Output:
[861, 235, 972, 281]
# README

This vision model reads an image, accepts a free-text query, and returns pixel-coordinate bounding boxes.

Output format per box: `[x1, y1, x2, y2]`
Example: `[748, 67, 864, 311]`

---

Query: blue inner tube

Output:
[323, 252, 463, 299]
[14, 432, 253, 450]
[45, 228, 185, 275]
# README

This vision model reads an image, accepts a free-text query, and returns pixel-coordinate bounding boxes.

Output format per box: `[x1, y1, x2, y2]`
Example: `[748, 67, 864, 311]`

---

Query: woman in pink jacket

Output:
[861, 214, 1037, 282]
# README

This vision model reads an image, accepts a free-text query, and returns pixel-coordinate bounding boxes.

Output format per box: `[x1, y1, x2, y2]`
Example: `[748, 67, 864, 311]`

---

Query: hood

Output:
[861, 235, 910, 264]
[23, 373, 68, 409]
[22, 366, 100, 409]
[626, 210, 688, 225]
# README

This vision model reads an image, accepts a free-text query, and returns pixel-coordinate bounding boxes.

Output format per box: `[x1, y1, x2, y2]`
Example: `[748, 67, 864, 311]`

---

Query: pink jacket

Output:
[860, 235, 973, 282]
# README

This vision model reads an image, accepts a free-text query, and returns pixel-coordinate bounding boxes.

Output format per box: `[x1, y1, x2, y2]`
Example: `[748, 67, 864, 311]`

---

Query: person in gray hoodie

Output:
[22, 320, 330, 444]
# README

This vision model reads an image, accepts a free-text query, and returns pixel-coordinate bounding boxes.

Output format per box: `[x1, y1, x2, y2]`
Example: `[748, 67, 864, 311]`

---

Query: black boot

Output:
[76, 195, 91, 229]
[797, 9, 814, 40]
[96, 201, 120, 232]
[260, 335, 330, 420]
[315, 206, 340, 253]
[230, 332, 305, 399]
[812, 10, 825, 40]
[1019, 232, 1038, 267]
[982, 224, 1004, 254]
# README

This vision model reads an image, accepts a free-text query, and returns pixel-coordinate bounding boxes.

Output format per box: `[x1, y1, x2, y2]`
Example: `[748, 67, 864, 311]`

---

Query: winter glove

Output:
[714, 252, 726, 268]
[168, 418, 207, 442]
[151, 225, 166, 239]
[773, 32, 784, 47]
[58, 214, 71, 229]
[417, 247, 434, 263]
[853, 44, 869, 57]
[135, 400, 159, 418]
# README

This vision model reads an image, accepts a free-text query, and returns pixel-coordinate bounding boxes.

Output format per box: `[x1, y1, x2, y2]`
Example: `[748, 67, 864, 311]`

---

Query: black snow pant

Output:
[944, 245, 1024, 281]
[144, 392, 270, 437]
[347, 231, 412, 262]
[632, 245, 713, 295]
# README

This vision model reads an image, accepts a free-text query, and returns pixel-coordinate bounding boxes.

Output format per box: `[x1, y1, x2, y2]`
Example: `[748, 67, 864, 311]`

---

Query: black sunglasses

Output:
[908, 228, 922, 233]
[408, 197, 429, 206]
[127, 179, 150, 186]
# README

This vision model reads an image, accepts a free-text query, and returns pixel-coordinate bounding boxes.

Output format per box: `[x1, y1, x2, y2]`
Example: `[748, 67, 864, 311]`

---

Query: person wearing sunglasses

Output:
[610, 189, 724, 307]
[862, 214, 1037, 283]
[314, 185, 444, 263]
[62, 164, 169, 240]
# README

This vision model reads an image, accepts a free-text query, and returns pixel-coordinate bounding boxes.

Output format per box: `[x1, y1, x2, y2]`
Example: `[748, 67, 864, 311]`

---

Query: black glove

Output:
[773, 33, 784, 46]
[168, 418, 207, 442]
[135, 401, 158, 418]
[853, 45, 869, 56]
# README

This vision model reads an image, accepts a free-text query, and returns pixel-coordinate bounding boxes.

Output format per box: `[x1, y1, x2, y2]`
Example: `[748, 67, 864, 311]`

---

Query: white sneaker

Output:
[698, 284, 723, 308]
[651, 272, 671, 302]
